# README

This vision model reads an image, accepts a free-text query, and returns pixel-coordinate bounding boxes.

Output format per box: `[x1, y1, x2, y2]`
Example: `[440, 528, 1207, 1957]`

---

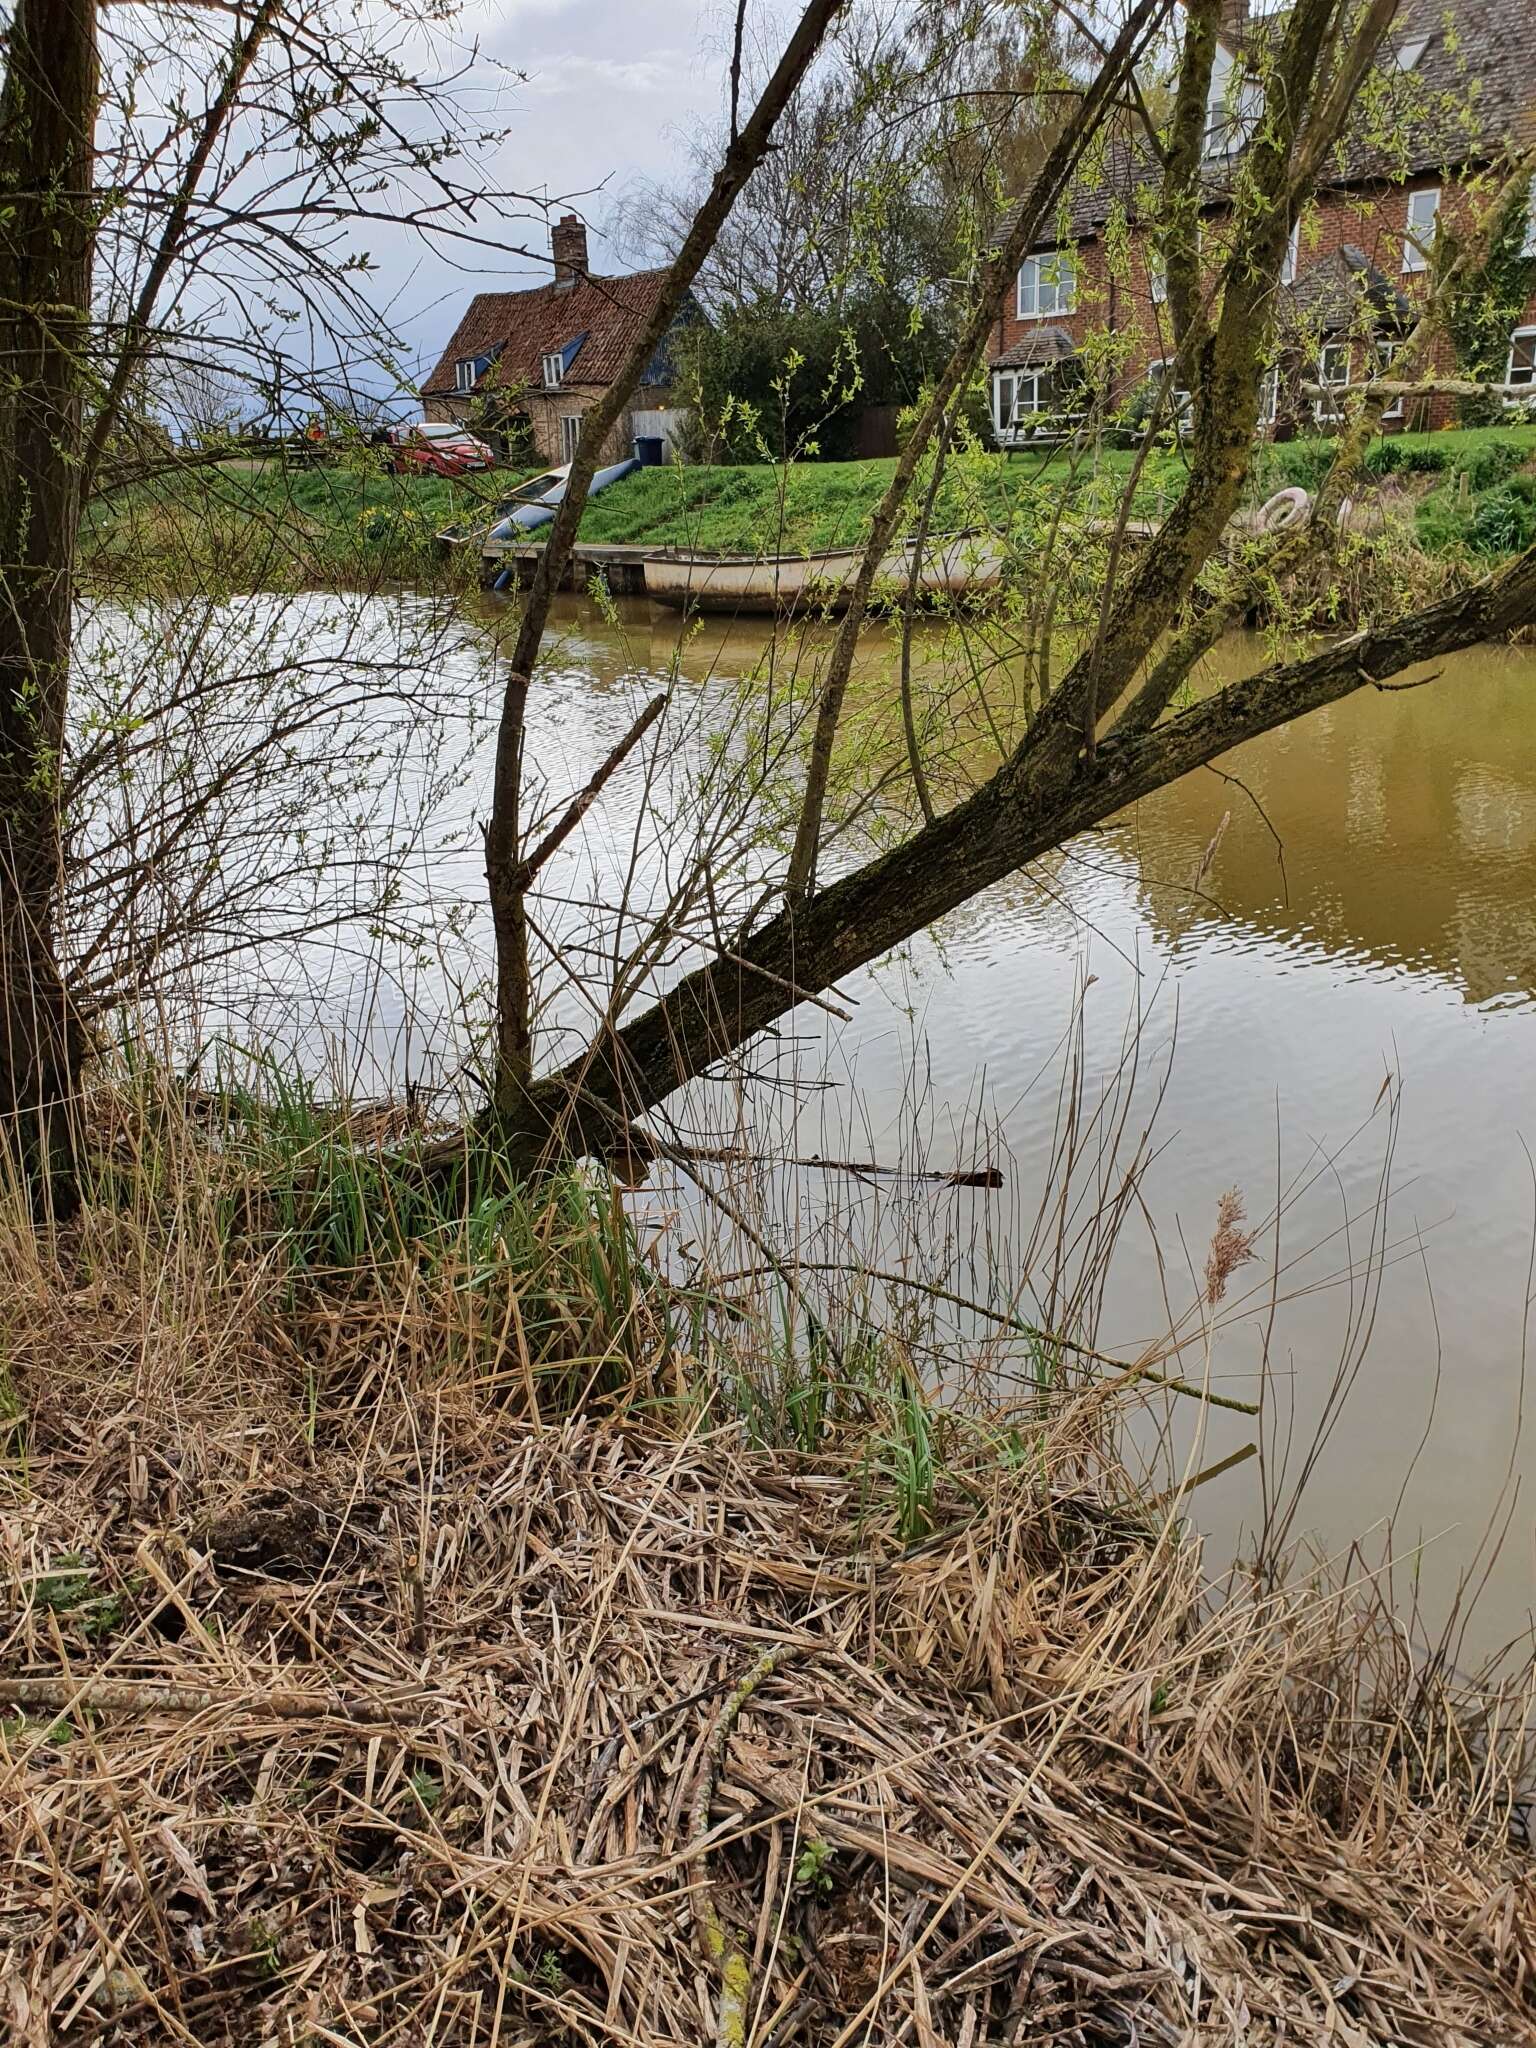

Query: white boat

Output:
[642, 532, 1005, 615]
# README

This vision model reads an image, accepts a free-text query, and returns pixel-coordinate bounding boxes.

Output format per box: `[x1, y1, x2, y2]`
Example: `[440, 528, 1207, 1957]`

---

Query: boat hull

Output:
[642, 535, 1004, 615]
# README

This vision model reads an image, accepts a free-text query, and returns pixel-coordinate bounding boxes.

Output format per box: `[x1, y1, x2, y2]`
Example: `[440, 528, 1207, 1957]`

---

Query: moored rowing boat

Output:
[642, 532, 1004, 615]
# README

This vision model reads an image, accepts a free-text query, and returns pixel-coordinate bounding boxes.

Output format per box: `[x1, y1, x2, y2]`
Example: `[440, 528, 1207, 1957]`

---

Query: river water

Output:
[193, 589, 1536, 1650]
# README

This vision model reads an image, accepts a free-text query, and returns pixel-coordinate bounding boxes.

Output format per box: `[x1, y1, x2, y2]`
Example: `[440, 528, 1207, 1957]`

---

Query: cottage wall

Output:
[425, 384, 675, 465]
[992, 172, 1536, 439]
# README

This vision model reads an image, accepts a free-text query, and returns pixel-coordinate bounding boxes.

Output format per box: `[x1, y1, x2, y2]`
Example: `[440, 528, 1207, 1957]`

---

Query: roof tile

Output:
[422, 268, 681, 399]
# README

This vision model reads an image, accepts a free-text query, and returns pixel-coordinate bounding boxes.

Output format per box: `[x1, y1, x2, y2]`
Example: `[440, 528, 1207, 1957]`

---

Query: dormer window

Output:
[454, 351, 498, 393]
[542, 352, 564, 389]
[1403, 187, 1439, 273]
[1017, 252, 1076, 319]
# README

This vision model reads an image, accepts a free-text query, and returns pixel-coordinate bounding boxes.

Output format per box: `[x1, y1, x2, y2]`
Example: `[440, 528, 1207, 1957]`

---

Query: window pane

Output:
[1509, 332, 1536, 386]
[1403, 189, 1438, 272]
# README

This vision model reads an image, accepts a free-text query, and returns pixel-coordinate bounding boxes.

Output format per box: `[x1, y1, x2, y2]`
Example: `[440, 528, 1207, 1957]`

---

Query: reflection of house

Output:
[422, 217, 704, 465]
[988, 0, 1536, 445]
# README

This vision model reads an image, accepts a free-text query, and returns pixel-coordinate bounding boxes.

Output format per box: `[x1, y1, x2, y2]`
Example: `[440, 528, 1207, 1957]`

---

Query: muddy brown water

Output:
[250, 590, 1536, 1649]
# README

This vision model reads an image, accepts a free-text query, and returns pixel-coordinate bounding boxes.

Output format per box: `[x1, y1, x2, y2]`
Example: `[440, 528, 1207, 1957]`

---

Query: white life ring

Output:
[1256, 486, 1312, 533]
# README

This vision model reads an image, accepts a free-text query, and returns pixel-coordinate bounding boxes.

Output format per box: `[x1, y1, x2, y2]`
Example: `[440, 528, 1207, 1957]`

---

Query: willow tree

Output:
[0, 0, 558, 1206]
[481, 0, 1536, 1169]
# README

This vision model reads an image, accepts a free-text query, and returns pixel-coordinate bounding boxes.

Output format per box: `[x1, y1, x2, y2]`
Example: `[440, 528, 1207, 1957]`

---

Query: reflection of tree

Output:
[1120, 652, 1536, 1007]
[529, 596, 1536, 1011]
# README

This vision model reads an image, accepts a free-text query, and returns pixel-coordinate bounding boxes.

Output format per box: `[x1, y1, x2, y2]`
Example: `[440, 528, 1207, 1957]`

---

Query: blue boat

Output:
[487, 457, 641, 540]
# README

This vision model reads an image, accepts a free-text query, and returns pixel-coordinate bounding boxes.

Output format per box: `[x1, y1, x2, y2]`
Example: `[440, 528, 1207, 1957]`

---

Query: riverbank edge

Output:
[81, 423, 1536, 600]
[2, 1077, 1532, 2043]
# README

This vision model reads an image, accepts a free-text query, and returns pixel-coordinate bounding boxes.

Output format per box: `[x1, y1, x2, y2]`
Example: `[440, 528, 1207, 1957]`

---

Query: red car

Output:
[386, 422, 495, 477]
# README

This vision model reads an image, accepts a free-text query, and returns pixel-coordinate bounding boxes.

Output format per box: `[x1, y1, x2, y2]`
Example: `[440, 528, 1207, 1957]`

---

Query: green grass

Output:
[83, 455, 534, 591]
[83, 422, 1536, 588]
[570, 444, 1196, 553]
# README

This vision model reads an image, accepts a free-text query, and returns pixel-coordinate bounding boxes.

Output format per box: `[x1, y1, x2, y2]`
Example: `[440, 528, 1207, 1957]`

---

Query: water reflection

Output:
[218, 587, 1536, 1646]
[1115, 637, 1536, 1009]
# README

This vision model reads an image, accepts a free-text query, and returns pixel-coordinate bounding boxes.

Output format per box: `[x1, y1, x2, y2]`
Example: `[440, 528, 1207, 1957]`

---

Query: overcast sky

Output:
[387, 0, 737, 386]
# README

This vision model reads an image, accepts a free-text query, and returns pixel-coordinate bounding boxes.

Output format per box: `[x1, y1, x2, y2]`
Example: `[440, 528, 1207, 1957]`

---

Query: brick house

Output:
[421, 216, 703, 465]
[988, 0, 1536, 445]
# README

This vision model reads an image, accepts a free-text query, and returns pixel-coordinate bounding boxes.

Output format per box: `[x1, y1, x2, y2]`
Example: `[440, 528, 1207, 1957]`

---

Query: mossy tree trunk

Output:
[0, 0, 97, 1210]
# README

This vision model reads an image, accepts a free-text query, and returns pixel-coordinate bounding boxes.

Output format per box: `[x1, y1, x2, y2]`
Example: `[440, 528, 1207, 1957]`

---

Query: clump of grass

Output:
[83, 455, 508, 595]
[1, 1063, 1533, 2044]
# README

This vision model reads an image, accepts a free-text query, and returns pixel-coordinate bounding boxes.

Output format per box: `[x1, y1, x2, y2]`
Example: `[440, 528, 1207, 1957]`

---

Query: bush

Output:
[1367, 436, 1521, 490]
[1259, 440, 1337, 493]
[1413, 493, 1474, 554]
[1468, 481, 1536, 556]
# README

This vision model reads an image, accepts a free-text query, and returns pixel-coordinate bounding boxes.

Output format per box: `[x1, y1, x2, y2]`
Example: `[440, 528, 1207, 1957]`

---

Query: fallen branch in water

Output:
[651, 1139, 1003, 1189]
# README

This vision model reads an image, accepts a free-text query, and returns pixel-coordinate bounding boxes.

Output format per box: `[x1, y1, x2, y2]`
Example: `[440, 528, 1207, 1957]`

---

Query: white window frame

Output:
[1258, 364, 1281, 426]
[993, 369, 1046, 439]
[542, 352, 565, 389]
[1375, 338, 1404, 420]
[1280, 218, 1300, 287]
[1016, 251, 1076, 320]
[1402, 187, 1439, 274]
[1203, 44, 1263, 160]
[1314, 341, 1351, 423]
[560, 413, 583, 463]
[454, 358, 478, 393]
[1149, 257, 1167, 306]
[1505, 327, 1536, 410]
[1147, 358, 1192, 430]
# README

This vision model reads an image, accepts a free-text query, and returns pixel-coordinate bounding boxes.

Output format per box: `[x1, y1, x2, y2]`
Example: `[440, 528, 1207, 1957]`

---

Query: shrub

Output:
[1468, 481, 1536, 556]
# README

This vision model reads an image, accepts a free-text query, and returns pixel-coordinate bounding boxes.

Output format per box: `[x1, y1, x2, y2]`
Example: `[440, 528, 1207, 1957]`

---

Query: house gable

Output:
[422, 272, 704, 406]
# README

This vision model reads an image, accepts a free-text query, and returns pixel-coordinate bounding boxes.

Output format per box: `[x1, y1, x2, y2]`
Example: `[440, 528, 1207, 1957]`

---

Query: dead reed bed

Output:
[2, 1089, 1535, 2045]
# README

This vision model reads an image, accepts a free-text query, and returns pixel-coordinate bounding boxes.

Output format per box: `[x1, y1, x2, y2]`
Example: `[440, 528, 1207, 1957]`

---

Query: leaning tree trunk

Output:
[0, 0, 97, 1211]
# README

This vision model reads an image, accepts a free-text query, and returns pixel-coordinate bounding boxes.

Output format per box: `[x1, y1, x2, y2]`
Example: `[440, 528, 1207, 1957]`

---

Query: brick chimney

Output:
[1218, 0, 1249, 45]
[551, 214, 588, 292]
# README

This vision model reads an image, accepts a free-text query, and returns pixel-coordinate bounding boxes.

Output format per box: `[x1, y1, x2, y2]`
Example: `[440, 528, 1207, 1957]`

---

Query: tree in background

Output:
[619, 1, 1083, 459]
[483, 0, 1536, 1171]
[0, 0, 545, 1206]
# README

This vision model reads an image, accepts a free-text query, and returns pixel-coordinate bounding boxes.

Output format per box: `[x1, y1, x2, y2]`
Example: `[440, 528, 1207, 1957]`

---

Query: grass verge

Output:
[2, 1067, 1533, 2043]
[83, 424, 1536, 594]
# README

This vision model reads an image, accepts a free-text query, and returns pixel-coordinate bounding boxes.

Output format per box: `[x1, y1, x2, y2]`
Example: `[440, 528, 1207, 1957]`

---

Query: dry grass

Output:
[2, 1091, 1534, 2045]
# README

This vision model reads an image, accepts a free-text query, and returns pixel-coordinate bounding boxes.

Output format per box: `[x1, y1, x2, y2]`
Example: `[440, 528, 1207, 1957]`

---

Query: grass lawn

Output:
[576, 421, 1536, 553]
[85, 420, 1536, 584]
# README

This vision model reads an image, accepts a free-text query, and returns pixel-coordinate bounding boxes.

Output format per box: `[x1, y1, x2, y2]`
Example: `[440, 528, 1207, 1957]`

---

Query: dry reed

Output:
[1, 1089, 1533, 2046]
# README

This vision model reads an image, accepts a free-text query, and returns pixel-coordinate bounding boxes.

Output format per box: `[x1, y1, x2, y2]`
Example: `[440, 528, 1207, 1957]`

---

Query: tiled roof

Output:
[1283, 245, 1413, 335]
[993, 325, 1079, 369]
[421, 268, 685, 400]
[994, 0, 1536, 251]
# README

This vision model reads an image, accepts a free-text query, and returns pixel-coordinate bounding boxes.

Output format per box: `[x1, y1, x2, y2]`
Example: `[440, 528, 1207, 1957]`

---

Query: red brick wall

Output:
[992, 171, 1536, 435]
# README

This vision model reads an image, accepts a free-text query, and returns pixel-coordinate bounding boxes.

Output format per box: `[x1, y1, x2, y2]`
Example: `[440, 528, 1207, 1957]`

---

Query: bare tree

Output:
[0, 0, 546, 1204]
[478, 0, 1536, 1171]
